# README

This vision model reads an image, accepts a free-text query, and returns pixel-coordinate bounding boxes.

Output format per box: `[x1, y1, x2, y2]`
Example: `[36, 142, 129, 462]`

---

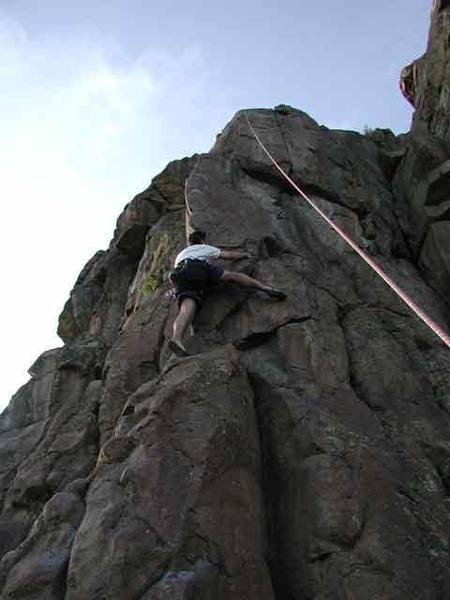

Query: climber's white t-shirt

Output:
[174, 244, 221, 267]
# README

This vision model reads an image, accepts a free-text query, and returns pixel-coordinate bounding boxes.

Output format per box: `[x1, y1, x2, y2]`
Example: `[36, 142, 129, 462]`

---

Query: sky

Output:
[1, 1, 431, 410]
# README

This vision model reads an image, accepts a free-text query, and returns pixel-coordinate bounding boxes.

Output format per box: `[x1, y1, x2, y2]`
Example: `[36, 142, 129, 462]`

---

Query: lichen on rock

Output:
[140, 232, 171, 296]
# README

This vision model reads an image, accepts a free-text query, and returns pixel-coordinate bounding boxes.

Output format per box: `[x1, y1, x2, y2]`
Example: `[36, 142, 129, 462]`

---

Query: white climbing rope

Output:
[243, 111, 450, 349]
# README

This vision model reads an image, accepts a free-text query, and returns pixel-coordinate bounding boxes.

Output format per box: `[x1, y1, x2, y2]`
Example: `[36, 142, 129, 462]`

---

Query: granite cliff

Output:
[1, 2, 449, 598]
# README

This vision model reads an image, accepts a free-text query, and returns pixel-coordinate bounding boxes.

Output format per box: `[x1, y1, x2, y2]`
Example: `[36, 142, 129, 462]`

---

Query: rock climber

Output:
[168, 230, 287, 356]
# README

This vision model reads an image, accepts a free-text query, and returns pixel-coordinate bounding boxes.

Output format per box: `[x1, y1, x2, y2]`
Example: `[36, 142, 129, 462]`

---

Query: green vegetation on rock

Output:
[140, 233, 171, 296]
[57, 309, 80, 342]
[141, 273, 162, 295]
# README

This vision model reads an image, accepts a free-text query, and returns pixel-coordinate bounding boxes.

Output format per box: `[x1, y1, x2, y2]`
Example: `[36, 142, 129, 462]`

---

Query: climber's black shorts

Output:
[170, 259, 224, 309]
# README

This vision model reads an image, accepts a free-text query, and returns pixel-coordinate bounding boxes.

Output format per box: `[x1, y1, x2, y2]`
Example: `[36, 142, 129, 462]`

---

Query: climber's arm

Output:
[219, 249, 251, 260]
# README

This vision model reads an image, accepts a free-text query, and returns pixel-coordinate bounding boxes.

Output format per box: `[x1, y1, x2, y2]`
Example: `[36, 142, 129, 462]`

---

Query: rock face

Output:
[396, 0, 450, 303]
[1, 6, 450, 600]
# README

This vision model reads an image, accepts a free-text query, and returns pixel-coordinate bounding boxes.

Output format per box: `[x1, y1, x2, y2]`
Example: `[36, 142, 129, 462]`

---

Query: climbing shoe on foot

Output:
[168, 339, 190, 357]
[266, 288, 287, 300]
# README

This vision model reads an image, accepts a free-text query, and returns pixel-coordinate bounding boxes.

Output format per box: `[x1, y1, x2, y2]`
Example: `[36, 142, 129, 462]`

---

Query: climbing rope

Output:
[243, 111, 450, 349]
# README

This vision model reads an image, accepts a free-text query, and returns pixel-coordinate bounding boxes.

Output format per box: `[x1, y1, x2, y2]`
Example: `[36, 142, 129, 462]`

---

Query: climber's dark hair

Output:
[188, 230, 207, 245]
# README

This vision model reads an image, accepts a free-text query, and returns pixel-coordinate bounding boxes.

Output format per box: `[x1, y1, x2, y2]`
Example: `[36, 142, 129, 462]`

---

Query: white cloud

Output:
[0, 12, 233, 410]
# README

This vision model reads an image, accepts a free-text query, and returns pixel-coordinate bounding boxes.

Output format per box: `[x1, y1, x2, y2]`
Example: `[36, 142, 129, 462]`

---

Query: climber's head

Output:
[188, 230, 207, 245]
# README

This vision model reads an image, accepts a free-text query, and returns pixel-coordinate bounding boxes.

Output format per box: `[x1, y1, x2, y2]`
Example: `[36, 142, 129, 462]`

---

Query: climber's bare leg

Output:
[221, 270, 269, 291]
[221, 270, 287, 299]
[170, 298, 196, 355]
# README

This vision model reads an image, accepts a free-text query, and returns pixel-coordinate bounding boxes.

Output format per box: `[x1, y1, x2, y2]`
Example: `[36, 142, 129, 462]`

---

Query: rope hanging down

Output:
[243, 112, 450, 349]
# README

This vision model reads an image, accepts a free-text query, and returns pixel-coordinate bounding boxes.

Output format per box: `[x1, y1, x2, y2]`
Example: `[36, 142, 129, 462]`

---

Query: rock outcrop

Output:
[1, 4, 449, 599]
[396, 0, 450, 303]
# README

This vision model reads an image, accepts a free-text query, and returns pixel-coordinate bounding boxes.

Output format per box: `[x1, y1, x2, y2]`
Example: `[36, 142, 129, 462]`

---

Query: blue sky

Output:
[1, 1, 431, 409]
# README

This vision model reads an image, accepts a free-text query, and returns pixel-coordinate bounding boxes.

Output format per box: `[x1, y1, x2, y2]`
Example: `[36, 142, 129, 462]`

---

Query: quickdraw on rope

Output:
[243, 111, 450, 349]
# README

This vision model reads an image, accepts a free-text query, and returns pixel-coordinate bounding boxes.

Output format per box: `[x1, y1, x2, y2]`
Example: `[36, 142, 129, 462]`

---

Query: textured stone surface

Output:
[1, 5, 450, 598]
[394, 0, 450, 305]
[66, 349, 274, 600]
[411, 0, 450, 143]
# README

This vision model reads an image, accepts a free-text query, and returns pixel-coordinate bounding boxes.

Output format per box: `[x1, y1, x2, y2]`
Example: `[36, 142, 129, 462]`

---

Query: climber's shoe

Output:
[265, 288, 287, 301]
[168, 339, 190, 357]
